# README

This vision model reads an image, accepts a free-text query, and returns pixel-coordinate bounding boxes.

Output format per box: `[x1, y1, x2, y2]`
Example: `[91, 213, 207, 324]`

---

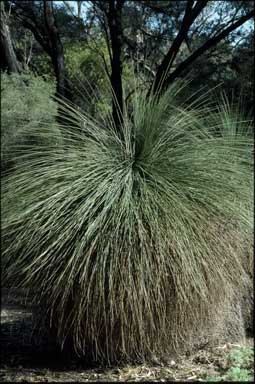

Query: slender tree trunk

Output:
[51, 49, 66, 97]
[107, 0, 124, 134]
[43, 0, 70, 99]
[0, 2, 22, 73]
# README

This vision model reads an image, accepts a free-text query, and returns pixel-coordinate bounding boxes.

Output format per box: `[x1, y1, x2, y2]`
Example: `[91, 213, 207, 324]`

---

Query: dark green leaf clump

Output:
[1, 83, 253, 364]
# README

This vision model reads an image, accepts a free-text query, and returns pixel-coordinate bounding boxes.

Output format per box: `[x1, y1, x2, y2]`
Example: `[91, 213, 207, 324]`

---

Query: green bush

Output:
[207, 368, 253, 382]
[64, 42, 139, 117]
[1, 71, 58, 172]
[1, 82, 253, 364]
[227, 346, 254, 369]
[206, 346, 254, 382]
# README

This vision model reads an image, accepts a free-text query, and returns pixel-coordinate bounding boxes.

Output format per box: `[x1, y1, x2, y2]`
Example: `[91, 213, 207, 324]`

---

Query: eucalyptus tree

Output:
[8, 0, 70, 99]
[83, 0, 254, 130]
[4, 1, 254, 127]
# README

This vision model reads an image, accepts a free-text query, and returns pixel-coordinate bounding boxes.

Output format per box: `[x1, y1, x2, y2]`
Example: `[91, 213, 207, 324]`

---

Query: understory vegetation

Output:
[1, 73, 253, 364]
[1, 72, 58, 171]
[206, 345, 254, 381]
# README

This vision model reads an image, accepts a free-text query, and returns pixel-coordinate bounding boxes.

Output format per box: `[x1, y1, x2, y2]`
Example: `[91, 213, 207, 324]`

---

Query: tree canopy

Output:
[1, 0, 254, 122]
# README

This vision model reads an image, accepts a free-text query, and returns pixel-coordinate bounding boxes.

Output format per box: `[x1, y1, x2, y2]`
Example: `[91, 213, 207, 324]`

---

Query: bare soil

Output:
[0, 288, 253, 382]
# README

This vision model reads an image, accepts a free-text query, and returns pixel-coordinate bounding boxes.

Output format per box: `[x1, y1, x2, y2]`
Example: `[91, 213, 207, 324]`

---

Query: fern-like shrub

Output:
[1, 84, 253, 364]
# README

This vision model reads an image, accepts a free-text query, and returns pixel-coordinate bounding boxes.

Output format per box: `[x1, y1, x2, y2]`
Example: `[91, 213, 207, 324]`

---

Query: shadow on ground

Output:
[1, 288, 100, 371]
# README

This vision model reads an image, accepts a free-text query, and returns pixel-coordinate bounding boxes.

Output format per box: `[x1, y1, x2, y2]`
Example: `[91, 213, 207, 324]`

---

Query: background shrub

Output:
[206, 345, 254, 381]
[1, 71, 58, 172]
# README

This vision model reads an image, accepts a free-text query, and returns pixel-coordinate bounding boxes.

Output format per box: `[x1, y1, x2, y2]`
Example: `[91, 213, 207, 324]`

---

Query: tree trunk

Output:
[107, 0, 124, 134]
[43, 0, 68, 99]
[0, 2, 22, 73]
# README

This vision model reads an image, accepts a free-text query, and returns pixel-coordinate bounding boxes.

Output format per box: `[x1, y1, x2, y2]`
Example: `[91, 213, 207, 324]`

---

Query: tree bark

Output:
[0, 2, 22, 73]
[43, 0, 68, 99]
[107, 0, 124, 134]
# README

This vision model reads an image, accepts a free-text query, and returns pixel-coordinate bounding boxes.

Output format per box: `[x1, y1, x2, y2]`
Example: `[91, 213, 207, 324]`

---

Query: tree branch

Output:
[163, 9, 254, 89]
[149, 0, 208, 95]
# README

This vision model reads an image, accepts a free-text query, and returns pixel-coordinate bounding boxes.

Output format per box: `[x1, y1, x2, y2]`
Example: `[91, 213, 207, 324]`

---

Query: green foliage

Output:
[227, 346, 254, 370]
[206, 346, 254, 381]
[64, 41, 111, 112]
[1, 71, 58, 171]
[223, 367, 253, 381]
[32, 51, 55, 79]
[64, 41, 136, 115]
[65, 42, 109, 84]
[1, 82, 253, 364]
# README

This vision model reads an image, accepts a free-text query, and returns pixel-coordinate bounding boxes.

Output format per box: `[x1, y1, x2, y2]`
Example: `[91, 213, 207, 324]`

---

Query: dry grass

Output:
[1, 292, 253, 382]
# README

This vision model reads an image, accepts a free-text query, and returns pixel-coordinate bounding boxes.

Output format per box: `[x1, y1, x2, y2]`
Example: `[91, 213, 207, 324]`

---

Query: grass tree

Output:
[1, 81, 253, 363]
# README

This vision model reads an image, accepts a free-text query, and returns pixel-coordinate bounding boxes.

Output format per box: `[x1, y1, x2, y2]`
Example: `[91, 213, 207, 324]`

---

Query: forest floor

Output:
[1, 288, 254, 382]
